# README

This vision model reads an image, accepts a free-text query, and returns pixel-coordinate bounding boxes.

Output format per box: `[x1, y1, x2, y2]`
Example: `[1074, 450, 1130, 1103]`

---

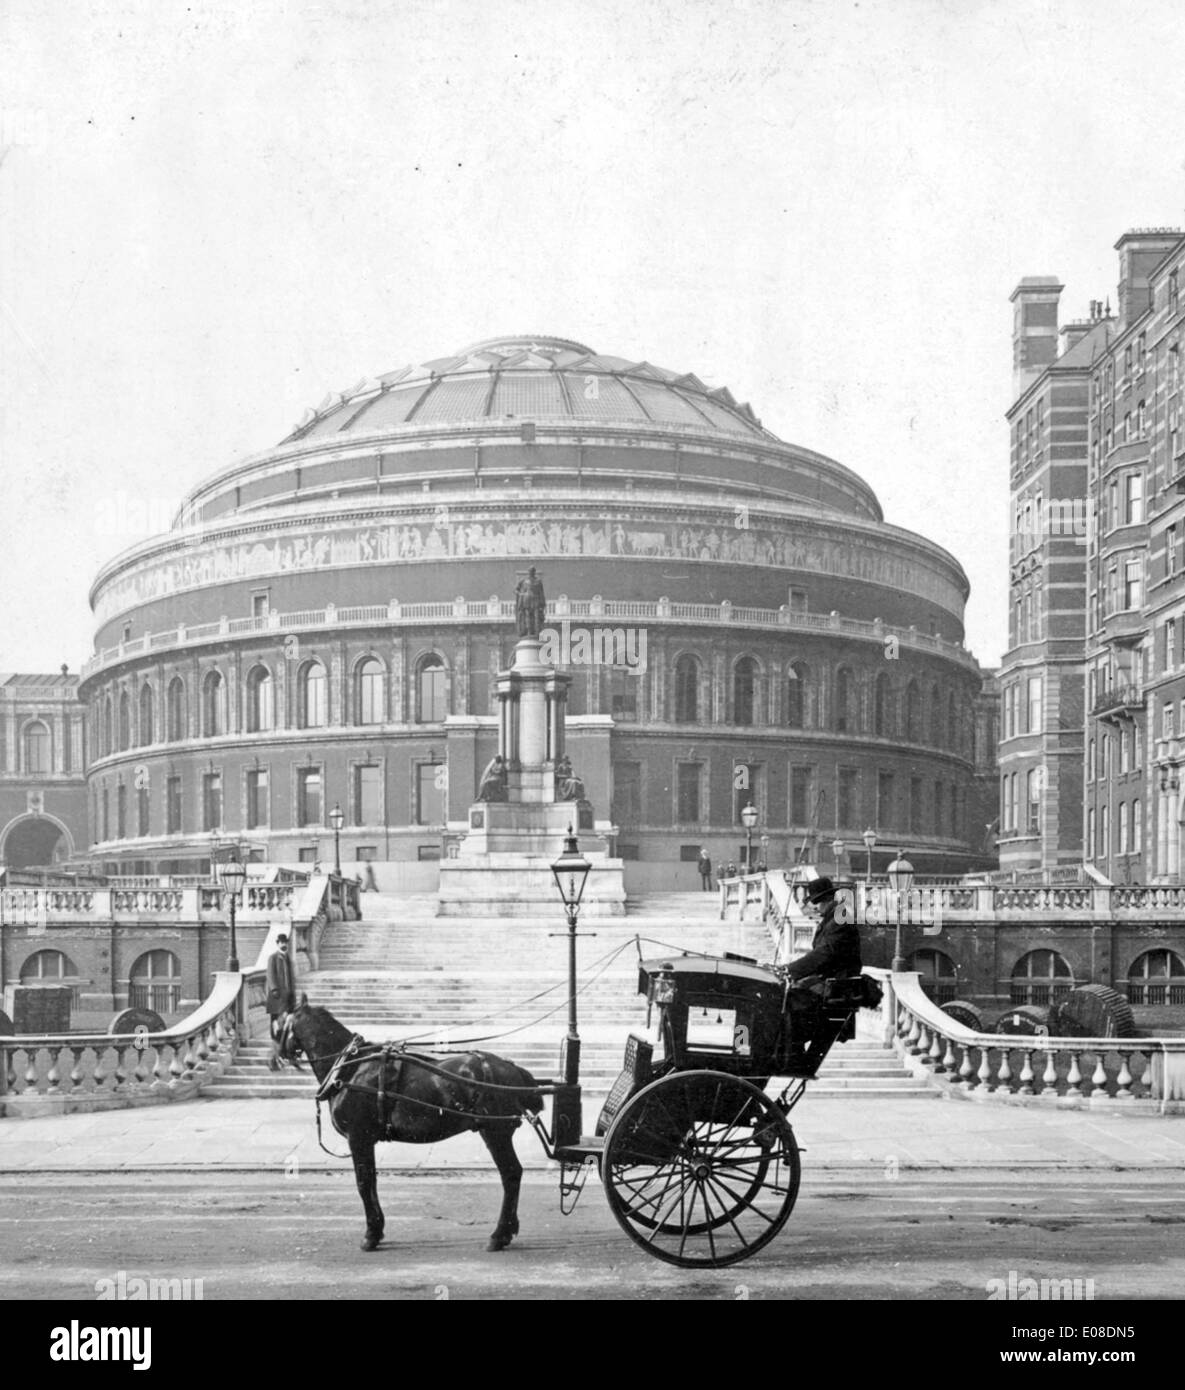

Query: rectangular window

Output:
[1124, 559, 1143, 611]
[609, 670, 638, 721]
[117, 784, 127, 839]
[790, 766, 813, 826]
[246, 769, 269, 830]
[1169, 619, 1178, 673]
[1026, 768, 1041, 833]
[298, 847, 317, 864]
[933, 781, 944, 835]
[297, 767, 322, 827]
[166, 776, 182, 834]
[137, 784, 149, 837]
[909, 776, 923, 834]
[1118, 801, 1129, 855]
[877, 772, 894, 827]
[1124, 473, 1144, 526]
[1087, 738, 1095, 783]
[62, 721, 71, 773]
[1164, 703, 1175, 740]
[676, 763, 701, 822]
[611, 760, 642, 824]
[1132, 799, 1142, 853]
[1100, 805, 1110, 859]
[415, 763, 444, 826]
[202, 772, 222, 832]
[354, 764, 383, 826]
[1120, 729, 1130, 774]
[251, 591, 270, 620]
[837, 767, 858, 828]
[1027, 676, 1042, 733]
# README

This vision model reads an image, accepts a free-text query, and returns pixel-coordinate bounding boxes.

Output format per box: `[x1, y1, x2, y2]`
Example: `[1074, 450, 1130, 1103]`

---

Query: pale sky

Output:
[2, 0, 1185, 675]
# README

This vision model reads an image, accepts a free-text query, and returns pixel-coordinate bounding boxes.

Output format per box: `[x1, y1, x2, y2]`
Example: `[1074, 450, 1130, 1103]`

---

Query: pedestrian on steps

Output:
[697, 848, 713, 891]
[266, 934, 296, 1071]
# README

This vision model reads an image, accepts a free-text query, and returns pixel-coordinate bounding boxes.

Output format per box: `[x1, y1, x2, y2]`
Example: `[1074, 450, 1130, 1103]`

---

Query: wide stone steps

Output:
[211, 893, 928, 1099]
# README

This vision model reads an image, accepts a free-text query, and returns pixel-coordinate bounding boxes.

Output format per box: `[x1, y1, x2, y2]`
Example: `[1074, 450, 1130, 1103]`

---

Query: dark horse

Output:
[278, 999, 543, 1253]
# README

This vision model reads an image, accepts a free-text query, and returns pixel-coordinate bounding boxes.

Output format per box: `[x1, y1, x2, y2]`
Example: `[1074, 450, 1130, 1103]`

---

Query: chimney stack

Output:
[1010, 276, 1063, 398]
[1115, 228, 1182, 330]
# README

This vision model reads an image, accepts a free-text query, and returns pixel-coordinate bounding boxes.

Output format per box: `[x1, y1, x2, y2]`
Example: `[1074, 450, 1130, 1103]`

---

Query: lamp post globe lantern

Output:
[551, 827, 591, 1086]
[740, 802, 759, 872]
[759, 833, 770, 871]
[329, 802, 344, 875]
[862, 826, 877, 883]
[219, 854, 247, 973]
[831, 837, 845, 875]
[886, 849, 914, 972]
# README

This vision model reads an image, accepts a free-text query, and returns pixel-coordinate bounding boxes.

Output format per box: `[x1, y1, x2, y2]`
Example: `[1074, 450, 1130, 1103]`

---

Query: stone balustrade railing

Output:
[0, 971, 243, 1116]
[885, 969, 1185, 1112]
[81, 597, 979, 678]
[717, 872, 1185, 923]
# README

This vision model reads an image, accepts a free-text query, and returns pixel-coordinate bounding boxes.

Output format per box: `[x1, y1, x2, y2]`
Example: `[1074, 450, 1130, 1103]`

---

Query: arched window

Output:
[299, 661, 328, 729]
[356, 658, 385, 726]
[416, 655, 447, 723]
[909, 948, 958, 1004]
[905, 681, 921, 742]
[246, 666, 275, 733]
[834, 667, 853, 734]
[118, 691, 131, 751]
[129, 949, 182, 1014]
[733, 656, 757, 726]
[947, 692, 958, 751]
[1010, 949, 1074, 1006]
[1127, 950, 1185, 1006]
[166, 678, 186, 742]
[103, 694, 113, 757]
[929, 684, 942, 746]
[786, 661, 808, 729]
[20, 949, 80, 1008]
[138, 684, 154, 746]
[674, 654, 700, 723]
[873, 673, 890, 737]
[201, 670, 225, 737]
[23, 720, 50, 773]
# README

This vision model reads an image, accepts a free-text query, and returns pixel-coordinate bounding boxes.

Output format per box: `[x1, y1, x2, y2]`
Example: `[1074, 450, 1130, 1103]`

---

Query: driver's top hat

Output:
[804, 875, 837, 905]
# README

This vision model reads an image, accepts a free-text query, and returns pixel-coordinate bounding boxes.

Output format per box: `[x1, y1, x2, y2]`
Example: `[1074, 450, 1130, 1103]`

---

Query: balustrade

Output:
[887, 972, 1183, 1108]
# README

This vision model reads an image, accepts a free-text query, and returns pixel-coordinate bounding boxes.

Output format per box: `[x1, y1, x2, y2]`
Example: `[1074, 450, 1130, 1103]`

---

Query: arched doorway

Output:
[2, 814, 71, 870]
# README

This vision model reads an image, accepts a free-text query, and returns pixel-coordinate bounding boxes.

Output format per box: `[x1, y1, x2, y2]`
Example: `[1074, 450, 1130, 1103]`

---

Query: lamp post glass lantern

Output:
[551, 828, 591, 1086]
[219, 855, 247, 973]
[740, 802, 758, 872]
[886, 849, 914, 972]
[329, 802, 344, 875]
[831, 837, 844, 874]
[862, 827, 877, 883]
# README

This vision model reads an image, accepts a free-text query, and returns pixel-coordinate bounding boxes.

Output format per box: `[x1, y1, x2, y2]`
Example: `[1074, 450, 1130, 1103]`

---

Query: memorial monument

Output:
[437, 569, 626, 916]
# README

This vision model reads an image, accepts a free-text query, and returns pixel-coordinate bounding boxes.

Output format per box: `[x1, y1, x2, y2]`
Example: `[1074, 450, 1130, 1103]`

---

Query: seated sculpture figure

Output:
[554, 754, 585, 801]
[476, 754, 508, 802]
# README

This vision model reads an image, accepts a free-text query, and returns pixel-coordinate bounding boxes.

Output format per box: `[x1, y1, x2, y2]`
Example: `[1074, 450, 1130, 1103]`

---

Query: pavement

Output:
[2, 1091, 1185, 1174]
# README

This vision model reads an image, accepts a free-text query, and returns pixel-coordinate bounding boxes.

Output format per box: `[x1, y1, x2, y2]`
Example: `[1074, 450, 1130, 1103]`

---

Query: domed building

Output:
[80, 335, 992, 885]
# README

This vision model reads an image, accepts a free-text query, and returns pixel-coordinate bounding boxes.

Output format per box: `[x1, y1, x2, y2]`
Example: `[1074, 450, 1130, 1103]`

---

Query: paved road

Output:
[2, 1170, 1183, 1301]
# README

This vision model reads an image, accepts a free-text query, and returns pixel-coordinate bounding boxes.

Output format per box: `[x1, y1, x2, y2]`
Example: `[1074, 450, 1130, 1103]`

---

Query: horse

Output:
[278, 999, 544, 1253]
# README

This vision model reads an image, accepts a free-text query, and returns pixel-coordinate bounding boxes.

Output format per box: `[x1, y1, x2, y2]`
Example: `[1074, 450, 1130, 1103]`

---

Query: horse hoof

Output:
[361, 1234, 381, 1252]
[487, 1233, 512, 1252]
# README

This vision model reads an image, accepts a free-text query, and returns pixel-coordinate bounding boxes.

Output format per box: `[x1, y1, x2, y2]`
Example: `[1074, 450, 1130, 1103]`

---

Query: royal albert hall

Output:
[79, 335, 991, 885]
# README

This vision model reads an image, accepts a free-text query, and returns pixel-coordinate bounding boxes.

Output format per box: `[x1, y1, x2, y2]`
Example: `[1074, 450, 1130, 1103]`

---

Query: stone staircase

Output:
[205, 890, 929, 1101]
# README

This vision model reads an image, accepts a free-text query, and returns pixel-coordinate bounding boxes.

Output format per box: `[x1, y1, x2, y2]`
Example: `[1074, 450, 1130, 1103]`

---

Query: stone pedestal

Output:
[437, 635, 626, 916]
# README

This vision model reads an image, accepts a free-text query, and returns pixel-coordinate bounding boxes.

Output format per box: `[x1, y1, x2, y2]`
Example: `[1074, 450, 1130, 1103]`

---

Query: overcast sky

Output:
[2, 0, 1184, 675]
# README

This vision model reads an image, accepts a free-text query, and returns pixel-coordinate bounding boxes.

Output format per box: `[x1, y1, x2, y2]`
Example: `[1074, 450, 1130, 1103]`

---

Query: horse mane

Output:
[299, 1003, 356, 1054]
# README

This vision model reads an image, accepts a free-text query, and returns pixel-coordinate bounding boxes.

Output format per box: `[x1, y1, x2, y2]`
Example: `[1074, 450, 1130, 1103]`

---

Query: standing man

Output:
[266, 933, 297, 1071]
[697, 847, 713, 891]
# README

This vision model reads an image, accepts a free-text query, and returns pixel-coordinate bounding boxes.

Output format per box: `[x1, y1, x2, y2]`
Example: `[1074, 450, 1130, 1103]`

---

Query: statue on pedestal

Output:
[554, 755, 585, 801]
[477, 754, 508, 802]
[514, 566, 547, 638]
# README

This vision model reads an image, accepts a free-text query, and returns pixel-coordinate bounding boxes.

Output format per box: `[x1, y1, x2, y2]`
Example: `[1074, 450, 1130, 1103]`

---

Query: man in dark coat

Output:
[266, 934, 296, 1071]
[782, 876, 861, 981]
[697, 848, 712, 891]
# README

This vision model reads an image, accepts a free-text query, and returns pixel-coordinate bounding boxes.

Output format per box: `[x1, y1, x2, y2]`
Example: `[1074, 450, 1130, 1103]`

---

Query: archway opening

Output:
[3, 816, 68, 870]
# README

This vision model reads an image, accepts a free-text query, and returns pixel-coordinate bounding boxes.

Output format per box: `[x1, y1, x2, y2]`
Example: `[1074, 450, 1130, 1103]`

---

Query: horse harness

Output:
[311, 1035, 533, 1151]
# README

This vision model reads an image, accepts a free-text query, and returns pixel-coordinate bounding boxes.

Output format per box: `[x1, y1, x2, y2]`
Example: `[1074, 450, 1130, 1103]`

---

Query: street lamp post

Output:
[831, 837, 844, 876]
[551, 828, 591, 1087]
[329, 802, 344, 875]
[741, 803, 759, 872]
[759, 834, 770, 871]
[887, 849, 914, 972]
[219, 854, 247, 974]
[862, 827, 877, 883]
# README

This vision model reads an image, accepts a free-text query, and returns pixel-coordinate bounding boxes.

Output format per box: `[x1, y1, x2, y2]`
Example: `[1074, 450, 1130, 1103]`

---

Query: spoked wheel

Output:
[601, 1070, 800, 1267]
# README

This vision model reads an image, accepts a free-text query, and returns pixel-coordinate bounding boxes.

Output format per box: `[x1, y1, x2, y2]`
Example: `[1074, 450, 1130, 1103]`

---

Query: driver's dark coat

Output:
[782, 899, 861, 981]
[266, 946, 296, 1017]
